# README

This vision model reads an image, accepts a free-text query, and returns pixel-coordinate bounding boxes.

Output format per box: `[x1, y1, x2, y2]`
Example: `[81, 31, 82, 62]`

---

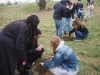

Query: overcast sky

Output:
[0, 0, 60, 4]
[0, 0, 36, 4]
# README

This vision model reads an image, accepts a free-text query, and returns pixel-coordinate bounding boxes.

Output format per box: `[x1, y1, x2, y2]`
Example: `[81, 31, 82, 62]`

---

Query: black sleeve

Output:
[16, 26, 28, 60]
[69, 28, 76, 36]
[54, 3, 57, 9]
[26, 48, 36, 54]
[54, 5, 55, 9]
[25, 40, 38, 54]
[64, 8, 69, 17]
[83, 27, 89, 35]
[71, 8, 74, 19]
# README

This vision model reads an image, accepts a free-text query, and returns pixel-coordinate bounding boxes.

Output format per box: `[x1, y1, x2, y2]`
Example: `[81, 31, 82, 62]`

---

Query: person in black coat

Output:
[53, 0, 67, 38]
[0, 15, 39, 75]
[17, 29, 44, 75]
[78, 1, 83, 9]
[69, 19, 89, 41]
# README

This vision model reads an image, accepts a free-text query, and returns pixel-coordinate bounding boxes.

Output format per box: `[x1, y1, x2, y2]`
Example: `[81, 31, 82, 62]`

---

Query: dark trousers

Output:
[17, 49, 44, 75]
[87, 1, 90, 5]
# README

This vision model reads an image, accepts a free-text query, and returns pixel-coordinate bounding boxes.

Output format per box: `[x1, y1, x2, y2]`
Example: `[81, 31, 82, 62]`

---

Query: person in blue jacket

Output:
[53, 0, 67, 38]
[77, 8, 85, 20]
[40, 36, 79, 75]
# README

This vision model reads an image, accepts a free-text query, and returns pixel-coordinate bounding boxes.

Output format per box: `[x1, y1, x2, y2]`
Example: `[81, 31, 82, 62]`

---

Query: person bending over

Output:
[17, 29, 44, 75]
[0, 15, 39, 75]
[40, 36, 79, 75]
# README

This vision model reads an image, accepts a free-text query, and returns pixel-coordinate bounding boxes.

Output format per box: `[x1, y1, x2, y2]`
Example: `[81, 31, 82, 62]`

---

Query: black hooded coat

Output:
[53, 0, 68, 20]
[0, 22, 28, 75]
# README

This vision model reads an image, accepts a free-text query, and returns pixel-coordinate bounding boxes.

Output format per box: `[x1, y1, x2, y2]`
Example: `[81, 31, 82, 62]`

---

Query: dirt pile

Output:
[35, 64, 47, 75]
[62, 36, 75, 41]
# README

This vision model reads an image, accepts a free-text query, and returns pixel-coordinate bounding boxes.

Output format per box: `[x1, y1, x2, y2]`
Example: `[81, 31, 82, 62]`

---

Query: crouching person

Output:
[40, 36, 79, 75]
[69, 19, 89, 41]
[17, 28, 44, 75]
[78, 8, 85, 20]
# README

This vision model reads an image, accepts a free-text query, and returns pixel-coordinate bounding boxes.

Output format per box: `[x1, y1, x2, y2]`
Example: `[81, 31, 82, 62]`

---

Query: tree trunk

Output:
[36, 0, 46, 10]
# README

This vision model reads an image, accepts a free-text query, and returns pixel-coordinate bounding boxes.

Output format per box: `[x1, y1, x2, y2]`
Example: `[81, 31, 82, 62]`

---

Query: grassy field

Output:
[0, 0, 100, 75]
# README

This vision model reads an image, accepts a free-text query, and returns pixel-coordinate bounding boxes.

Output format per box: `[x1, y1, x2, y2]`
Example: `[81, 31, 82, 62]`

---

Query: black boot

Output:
[26, 71, 34, 75]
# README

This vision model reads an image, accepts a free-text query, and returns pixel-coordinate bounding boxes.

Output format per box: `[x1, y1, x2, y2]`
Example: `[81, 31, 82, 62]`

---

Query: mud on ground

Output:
[62, 36, 75, 41]
[34, 63, 53, 75]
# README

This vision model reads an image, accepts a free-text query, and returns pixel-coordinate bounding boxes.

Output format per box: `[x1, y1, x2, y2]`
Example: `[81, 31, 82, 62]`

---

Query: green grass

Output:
[0, 0, 100, 75]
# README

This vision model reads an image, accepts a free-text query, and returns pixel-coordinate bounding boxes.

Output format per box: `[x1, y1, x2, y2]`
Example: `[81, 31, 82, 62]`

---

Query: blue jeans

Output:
[79, 10, 85, 17]
[63, 17, 72, 34]
[54, 19, 62, 38]
[75, 9, 79, 17]
[75, 30, 88, 40]
[88, 10, 92, 18]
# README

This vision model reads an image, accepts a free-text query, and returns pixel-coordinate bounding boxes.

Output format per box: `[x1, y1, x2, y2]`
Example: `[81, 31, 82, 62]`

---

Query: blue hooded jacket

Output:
[53, 0, 68, 20]
[43, 41, 79, 72]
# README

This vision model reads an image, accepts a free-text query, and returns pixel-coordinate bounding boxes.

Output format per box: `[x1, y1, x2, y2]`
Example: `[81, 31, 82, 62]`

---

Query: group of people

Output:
[0, 15, 44, 75]
[0, 14, 79, 75]
[53, 0, 89, 41]
[0, 0, 95, 75]
[78, 0, 94, 19]
[87, 0, 94, 5]
[73, 1, 85, 20]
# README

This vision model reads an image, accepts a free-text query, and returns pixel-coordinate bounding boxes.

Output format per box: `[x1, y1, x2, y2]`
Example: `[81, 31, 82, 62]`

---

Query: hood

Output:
[60, 0, 67, 5]
[56, 41, 64, 51]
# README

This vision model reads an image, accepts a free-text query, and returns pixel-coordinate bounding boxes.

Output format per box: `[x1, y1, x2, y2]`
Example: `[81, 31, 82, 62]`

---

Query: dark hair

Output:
[37, 28, 42, 35]
[3, 15, 39, 46]
[3, 19, 26, 31]
[89, 1, 93, 5]
[73, 19, 86, 29]
[66, 0, 71, 5]
[70, 2, 72, 5]
[25, 15, 39, 45]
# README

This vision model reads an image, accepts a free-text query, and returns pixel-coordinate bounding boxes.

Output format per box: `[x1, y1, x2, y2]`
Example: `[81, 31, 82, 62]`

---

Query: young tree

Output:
[36, 0, 46, 10]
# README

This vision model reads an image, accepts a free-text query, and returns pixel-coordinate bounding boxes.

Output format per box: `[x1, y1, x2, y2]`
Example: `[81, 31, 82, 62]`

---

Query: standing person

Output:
[69, 19, 89, 41]
[75, 2, 79, 17]
[53, 0, 67, 38]
[18, 28, 44, 75]
[0, 15, 39, 75]
[91, 0, 94, 5]
[73, 3, 76, 17]
[88, 1, 94, 18]
[78, 1, 83, 10]
[63, 1, 74, 35]
[87, 0, 90, 5]
[40, 36, 79, 75]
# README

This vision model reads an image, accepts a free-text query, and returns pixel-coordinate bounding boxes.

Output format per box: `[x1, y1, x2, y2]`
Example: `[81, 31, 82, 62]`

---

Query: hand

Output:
[36, 45, 43, 51]
[45, 58, 52, 62]
[40, 62, 44, 66]
[22, 61, 26, 65]
[38, 45, 43, 49]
